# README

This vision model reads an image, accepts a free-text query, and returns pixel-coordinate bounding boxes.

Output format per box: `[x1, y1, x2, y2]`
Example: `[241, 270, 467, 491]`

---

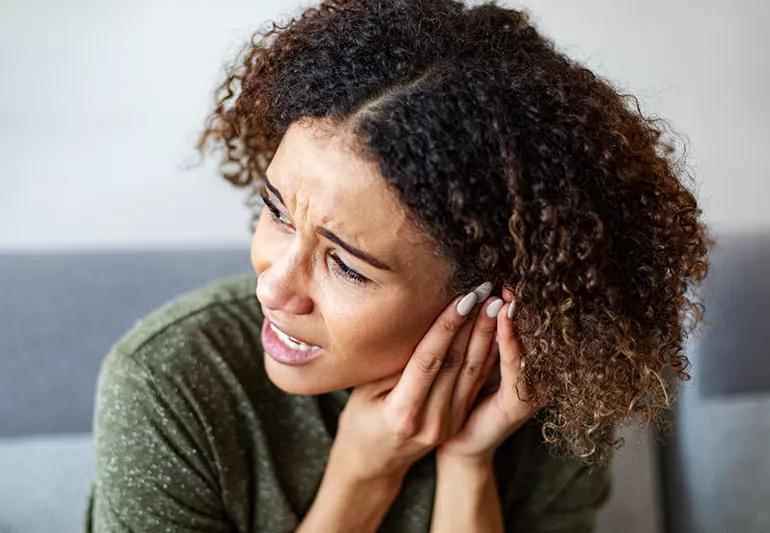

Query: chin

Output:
[263, 356, 348, 395]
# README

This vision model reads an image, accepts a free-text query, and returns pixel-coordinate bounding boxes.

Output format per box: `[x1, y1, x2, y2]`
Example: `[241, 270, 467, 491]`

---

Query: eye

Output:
[329, 252, 369, 286]
[259, 191, 370, 287]
[260, 191, 292, 227]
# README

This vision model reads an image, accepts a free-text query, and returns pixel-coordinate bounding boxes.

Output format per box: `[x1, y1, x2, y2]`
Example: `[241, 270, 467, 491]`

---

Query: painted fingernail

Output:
[456, 291, 478, 316]
[507, 299, 516, 320]
[486, 298, 504, 318]
[474, 281, 493, 302]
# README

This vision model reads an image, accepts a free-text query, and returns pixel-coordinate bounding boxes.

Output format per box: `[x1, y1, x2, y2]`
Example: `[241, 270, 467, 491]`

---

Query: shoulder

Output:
[89, 272, 265, 531]
[93, 271, 275, 443]
[110, 271, 261, 357]
[99, 271, 265, 385]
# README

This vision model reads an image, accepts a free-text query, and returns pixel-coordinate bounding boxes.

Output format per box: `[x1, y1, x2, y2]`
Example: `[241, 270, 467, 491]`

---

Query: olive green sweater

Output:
[84, 272, 611, 532]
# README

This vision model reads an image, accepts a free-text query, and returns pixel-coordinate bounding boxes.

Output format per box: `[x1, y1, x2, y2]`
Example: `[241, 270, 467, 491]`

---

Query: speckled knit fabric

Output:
[84, 271, 611, 532]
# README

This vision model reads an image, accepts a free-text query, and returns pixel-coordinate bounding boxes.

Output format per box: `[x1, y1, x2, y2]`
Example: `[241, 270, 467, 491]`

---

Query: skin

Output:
[251, 117, 457, 395]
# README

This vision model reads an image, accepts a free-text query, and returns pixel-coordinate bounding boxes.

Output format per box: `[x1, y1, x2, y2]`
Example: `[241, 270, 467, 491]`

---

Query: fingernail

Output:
[456, 291, 478, 316]
[507, 300, 516, 320]
[474, 281, 493, 302]
[486, 298, 504, 318]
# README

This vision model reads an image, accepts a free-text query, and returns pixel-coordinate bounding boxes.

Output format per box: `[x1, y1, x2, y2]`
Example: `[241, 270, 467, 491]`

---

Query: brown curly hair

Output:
[194, 0, 715, 466]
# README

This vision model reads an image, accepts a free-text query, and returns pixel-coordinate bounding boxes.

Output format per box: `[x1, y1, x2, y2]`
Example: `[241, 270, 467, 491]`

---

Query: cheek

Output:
[330, 302, 437, 373]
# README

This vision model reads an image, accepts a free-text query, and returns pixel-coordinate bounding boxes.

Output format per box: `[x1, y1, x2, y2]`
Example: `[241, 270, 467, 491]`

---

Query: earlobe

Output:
[501, 285, 515, 303]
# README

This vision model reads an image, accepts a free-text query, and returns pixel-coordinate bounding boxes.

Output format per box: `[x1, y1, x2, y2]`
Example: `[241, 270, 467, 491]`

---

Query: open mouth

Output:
[268, 321, 322, 351]
[261, 318, 324, 366]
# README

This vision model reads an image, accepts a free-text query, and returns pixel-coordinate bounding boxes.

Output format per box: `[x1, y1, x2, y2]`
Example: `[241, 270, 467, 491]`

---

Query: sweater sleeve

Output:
[87, 345, 232, 532]
[495, 419, 613, 533]
[505, 456, 612, 533]
[515, 461, 612, 533]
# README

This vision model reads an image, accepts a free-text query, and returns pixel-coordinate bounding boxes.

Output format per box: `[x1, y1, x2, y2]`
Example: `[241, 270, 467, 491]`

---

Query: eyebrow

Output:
[263, 176, 394, 272]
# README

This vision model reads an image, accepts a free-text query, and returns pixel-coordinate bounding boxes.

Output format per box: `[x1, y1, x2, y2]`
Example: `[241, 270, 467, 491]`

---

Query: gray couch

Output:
[0, 233, 767, 532]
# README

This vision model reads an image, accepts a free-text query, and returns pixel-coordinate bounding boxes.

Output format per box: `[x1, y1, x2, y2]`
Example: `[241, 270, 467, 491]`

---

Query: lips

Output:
[261, 317, 324, 366]
[262, 311, 319, 348]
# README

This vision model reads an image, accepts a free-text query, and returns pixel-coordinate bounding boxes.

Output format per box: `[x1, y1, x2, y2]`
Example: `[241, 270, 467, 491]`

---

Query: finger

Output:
[387, 284, 487, 416]
[434, 283, 493, 380]
[497, 299, 539, 415]
[411, 283, 493, 433]
[469, 321, 502, 402]
[448, 296, 502, 432]
[497, 299, 524, 391]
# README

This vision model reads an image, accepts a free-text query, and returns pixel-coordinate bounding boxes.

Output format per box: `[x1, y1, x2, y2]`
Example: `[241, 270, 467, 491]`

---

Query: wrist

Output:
[297, 446, 405, 533]
[436, 448, 495, 474]
[328, 448, 406, 495]
[431, 450, 503, 533]
[328, 437, 410, 486]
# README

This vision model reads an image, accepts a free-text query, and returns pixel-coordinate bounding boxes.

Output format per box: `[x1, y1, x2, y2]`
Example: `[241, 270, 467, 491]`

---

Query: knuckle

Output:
[424, 423, 446, 446]
[475, 319, 497, 335]
[462, 362, 481, 378]
[438, 315, 464, 335]
[392, 416, 418, 439]
[440, 349, 464, 371]
[415, 352, 443, 375]
[387, 404, 419, 439]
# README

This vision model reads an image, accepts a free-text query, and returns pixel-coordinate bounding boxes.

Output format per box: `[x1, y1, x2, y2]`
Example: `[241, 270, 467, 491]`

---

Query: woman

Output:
[85, 0, 714, 531]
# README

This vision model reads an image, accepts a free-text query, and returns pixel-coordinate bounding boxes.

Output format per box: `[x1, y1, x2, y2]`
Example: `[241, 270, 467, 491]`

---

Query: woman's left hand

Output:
[436, 286, 545, 464]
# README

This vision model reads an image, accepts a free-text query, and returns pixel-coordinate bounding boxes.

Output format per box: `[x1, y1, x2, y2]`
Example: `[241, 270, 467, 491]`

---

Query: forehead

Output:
[267, 119, 438, 274]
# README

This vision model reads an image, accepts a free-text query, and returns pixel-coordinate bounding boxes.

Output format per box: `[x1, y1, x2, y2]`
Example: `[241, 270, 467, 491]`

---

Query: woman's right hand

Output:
[329, 282, 503, 483]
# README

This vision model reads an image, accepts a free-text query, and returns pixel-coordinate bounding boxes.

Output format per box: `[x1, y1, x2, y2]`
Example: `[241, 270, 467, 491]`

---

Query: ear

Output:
[501, 285, 515, 303]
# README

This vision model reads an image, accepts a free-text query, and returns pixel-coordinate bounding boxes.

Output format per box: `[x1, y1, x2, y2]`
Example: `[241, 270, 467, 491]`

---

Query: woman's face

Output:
[251, 118, 456, 395]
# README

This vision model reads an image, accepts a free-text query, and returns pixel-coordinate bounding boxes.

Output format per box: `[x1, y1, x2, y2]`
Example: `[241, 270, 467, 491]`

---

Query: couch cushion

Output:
[0, 433, 94, 533]
[661, 230, 770, 532]
[0, 249, 250, 437]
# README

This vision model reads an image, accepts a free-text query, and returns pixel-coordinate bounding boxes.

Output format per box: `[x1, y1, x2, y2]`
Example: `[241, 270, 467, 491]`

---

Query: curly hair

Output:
[194, 0, 715, 466]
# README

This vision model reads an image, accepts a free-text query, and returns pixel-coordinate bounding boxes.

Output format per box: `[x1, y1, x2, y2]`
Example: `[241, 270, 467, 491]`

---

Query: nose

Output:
[253, 241, 314, 317]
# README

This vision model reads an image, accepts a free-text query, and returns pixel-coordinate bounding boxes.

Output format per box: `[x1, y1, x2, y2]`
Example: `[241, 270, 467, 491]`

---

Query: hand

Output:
[329, 282, 501, 483]
[436, 285, 545, 464]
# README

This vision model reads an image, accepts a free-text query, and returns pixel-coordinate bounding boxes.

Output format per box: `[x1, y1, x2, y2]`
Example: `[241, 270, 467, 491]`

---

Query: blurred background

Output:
[1, 0, 768, 532]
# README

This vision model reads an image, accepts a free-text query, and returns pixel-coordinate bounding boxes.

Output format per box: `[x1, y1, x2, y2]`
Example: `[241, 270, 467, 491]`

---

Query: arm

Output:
[431, 453, 504, 533]
[296, 442, 407, 533]
[521, 461, 611, 533]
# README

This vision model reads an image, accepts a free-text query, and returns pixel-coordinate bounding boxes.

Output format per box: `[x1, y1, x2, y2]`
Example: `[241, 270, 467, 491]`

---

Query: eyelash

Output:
[259, 191, 369, 286]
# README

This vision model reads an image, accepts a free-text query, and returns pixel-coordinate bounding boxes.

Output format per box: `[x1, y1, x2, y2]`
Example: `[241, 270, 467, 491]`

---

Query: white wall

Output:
[1, 0, 767, 250]
[511, 0, 769, 233]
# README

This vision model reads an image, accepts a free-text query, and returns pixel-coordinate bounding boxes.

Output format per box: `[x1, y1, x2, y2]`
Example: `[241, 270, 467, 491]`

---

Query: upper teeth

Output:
[270, 322, 321, 351]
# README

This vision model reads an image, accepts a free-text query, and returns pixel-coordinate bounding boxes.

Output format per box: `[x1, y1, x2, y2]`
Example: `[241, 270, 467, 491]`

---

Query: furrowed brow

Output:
[262, 176, 394, 272]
